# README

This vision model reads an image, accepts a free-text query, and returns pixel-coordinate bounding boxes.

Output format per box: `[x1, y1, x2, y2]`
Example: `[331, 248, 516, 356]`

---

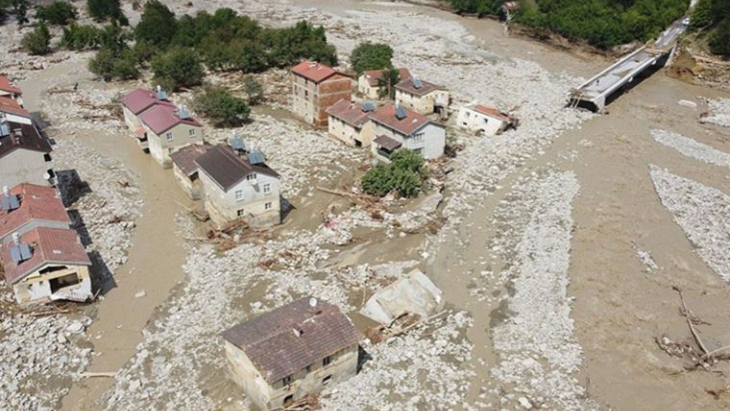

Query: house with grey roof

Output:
[368, 102, 446, 163]
[325, 99, 376, 147]
[221, 297, 360, 410]
[394, 76, 450, 117]
[195, 143, 281, 227]
[169, 144, 210, 200]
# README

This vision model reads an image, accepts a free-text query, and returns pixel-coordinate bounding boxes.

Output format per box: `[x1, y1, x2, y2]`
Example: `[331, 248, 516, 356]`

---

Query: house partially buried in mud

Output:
[221, 298, 360, 410]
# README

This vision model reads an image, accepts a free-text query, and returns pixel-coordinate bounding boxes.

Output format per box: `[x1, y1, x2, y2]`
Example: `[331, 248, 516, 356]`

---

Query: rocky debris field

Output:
[649, 129, 730, 168]
[701, 97, 730, 129]
[650, 166, 730, 282]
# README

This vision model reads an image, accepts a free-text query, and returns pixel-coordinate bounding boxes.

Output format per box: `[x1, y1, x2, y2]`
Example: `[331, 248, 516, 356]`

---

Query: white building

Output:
[456, 104, 518, 136]
[195, 144, 282, 227]
[368, 103, 446, 163]
[0, 114, 53, 187]
[139, 104, 204, 168]
[394, 77, 450, 117]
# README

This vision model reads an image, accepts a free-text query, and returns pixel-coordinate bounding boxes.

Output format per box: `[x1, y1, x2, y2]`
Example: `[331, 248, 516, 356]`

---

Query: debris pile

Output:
[700, 97, 730, 129]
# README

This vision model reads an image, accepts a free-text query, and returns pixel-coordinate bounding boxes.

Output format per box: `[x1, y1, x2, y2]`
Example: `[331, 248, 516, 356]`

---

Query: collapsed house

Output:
[361, 269, 444, 325]
[221, 298, 360, 410]
[195, 142, 281, 227]
[456, 104, 519, 136]
[290, 60, 352, 127]
[357, 68, 412, 100]
[368, 103, 446, 163]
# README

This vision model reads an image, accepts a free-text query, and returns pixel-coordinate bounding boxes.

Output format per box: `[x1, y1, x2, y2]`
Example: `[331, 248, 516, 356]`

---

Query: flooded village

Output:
[1, 1, 730, 411]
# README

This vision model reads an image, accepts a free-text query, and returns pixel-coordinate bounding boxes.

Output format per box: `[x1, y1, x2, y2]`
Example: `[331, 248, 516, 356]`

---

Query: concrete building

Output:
[290, 61, 351, 126]
[221, 297, 360, 410]
[0, 76, 23, 105]
[0, 184, 71, 244]
[368, 103, 446, 163]
[139, 104, 203, 168]
[456, 104, 519, 136]
[0, 227, 92, 304]
[0, 113, 53, 187]
[169, 144, 210, 200]
[394, 77, 450, 117]
[357, 68, 411, 100]
[120, 87, 175, 151]
[195, 144, 281, 227]
[0, 96, 33, 125]
[325, 99, 375, 147]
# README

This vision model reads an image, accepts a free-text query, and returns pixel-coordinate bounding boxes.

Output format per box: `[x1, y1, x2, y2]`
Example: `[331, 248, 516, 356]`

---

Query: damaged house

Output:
[368, 103, 446, 163]
[221, 298, 360, 410]
[357, 68, 411, 100]
[0, 75, 23, 105]
[0, 227, 92, 304]
[120, 87, 176, 151]
[195, 143, 281, 227]
[0, 111, 54, 187]
[456, 104, 519, 136]
[169, 144, 210, 200]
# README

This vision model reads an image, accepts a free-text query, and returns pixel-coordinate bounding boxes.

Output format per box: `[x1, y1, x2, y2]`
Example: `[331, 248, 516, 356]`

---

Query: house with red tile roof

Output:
[290, 61, 352, 126]
[0, 183, 71, 244]
[0, 226, 92, 304]
[195, 143, 281, 227]
[138, 103, 203, 168]
[0, 96, 32, 125]
[394, 76, 450, 117]
[0, 113, 54, 187]
[456, 104, 519, 136]
[368, 103, 445, 163]
[221, 297, 360, 411]
[0, 75, 23, 105]
[325, 99, 376, 147]
[357, 68, 411, 100]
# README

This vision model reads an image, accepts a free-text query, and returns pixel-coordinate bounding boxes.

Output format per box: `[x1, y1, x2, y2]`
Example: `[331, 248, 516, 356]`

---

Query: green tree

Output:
[60, 23, 102, 50]
[87, 0, 126, 24]
[243, 75, 264, 105]
[21, 21, 51, 55]
[690, 0, 713, 28]
[36, 2, 77, 25]
[708, 18, 730, 56]
[377, 67, 401, 100]
[12, 0, 28, 24]
[193, 86, 251, 127]
[135, 0, 177, 48]
[350, 42, 394, 74]
[152, 47, 204, 91]
[361, 150, 426, 197]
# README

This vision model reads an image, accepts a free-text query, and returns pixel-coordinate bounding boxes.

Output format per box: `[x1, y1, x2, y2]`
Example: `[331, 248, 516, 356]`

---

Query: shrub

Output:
[708, 19, 730, 56]
[60, 23, 101, 50]
[152, 48, 204, 91]
[134, 0, 177, 48]
[12, 0, 29, 24]
[361, 150, 426, 197]
[350, 42, 393, 74]
[88, 25, 139, 80]
[377, 67, 401, 100]
[193, 86, 251, 128]
[21, 21, 51, 55]
[87, 0, 126, 24]
[36, 1, 77, 25]
[243, 75, 264, 105]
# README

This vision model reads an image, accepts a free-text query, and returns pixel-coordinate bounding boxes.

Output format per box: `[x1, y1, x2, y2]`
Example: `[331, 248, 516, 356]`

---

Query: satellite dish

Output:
[309, 297, 318, 308]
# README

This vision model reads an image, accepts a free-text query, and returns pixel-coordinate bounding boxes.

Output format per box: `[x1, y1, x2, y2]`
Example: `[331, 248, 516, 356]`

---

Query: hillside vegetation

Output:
[446, 0, 690, 49]
[689, 0, 730, 56]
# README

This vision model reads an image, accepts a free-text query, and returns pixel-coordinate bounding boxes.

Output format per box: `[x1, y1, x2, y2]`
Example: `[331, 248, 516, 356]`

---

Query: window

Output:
[465, 111, 471, 118]
[265, 202, 272, 210]
[188, 128, 196, 137]
[235, 190, 243, 200]
[165, 132, 173, 141]
[322, 375, 332, 386]
[483, 118, 489, 124]
[263, 183, 271, 194]
[237, 209, 245, 217]
[413, 133, 424, 142]
[246, 173, 257, 181]
[323, 355, 332, 367]
[305, 90, 309, 98]
[283, 375, 293, 386]
[43, 153, 52, 162]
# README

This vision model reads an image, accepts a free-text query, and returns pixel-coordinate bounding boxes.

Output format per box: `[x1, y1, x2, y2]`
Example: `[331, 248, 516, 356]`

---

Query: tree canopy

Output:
[21, 21, 51, 55]
[350, 42, 394, 74]
[193, 86, 251, 128]
[35, 1, 77, 25]
[361, 150, 427, 198]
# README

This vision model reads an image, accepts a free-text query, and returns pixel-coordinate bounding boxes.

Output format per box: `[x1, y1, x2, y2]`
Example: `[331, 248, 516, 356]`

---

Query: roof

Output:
[472, 105, 514, 123]
[369, 103, 435, 136]
[120, 88, 173, 115]
[0, 76, 22, 95]
[395, 78, 444, 97]
[325, 99, 372, 127]
[291, 61, 341, 83]
[0, 120, 52, 160]
[361, 68, 412, 87]
[373, 135, 402, 151]
[0, 227, 90, 284]
[195, 144, 279, 191]
[169, 144, 210, 177]
[0, 184, 70, 240]
[221, 298, 360, 384]
[138, 104, 201, 135]
[0, 96, 31, 117]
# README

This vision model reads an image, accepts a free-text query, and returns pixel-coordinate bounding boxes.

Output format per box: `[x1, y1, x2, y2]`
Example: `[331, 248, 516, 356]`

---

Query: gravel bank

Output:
[650, 129, 730, 167]
[701, 98, 730, 129]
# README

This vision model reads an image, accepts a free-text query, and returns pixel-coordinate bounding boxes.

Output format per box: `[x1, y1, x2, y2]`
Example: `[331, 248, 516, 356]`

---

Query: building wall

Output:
[357, 76, 380, 100]
[456, 108, 505, 136]
[370, 122, 445, 162]
[13, 264, 92, 304]
[291, 73, 351, 127]
[0, 219, 71, 244]
[199, 170, 281, 228]
[146, 123, 203, 168]
[316, 78, 351, 126]
[122, 106, 141, 130]
[172, 166, 202, 200]
[395, 90, 450, 115]
[326, 117, 373, 147]
[291, 73, 318, 125]
[225, 341, 359, 411]
[2, 112, 32, 125]
[0, 148, 52, 187]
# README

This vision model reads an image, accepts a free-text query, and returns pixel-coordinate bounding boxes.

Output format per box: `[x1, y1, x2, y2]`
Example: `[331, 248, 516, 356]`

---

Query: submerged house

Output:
[0, 112, 53, 187]
[138, 104, 203, 168]
[456, 104, 519, 136]
[221, 297, 360, 410]
[290, 60, 352, 126]
[195, 143, 281, 227]
[0, 184, 71, 244]
[394, 77, 450, 117]
[169, 144, 210, 200]
[357, 68, 411, 100]
[0, 227, 92, 304]
[120, 87, 175, 151]
[368, 103, 446, 163]
[325, 99, 375, 147]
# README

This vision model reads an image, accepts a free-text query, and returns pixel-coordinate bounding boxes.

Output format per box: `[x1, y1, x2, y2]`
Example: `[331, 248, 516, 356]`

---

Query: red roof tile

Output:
[221, 298, 360, 384]
[291, 60, 339, 83]
[325, 99, 372, 127]
[1, 227, 90, 284]
[0, 76, 22, 95]
[369, 103, 433, 136]
[120, 88, 174, 115]
[473, 105, 514, 123]
[0, 96, 31, 117]
[139, 104, 202, 135]
[0, 184, 70, 240]
[361, 68, 411, 87]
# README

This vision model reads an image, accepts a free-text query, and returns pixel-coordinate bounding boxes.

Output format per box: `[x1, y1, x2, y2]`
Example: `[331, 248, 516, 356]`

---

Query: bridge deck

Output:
[578, 49, 658, 99]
